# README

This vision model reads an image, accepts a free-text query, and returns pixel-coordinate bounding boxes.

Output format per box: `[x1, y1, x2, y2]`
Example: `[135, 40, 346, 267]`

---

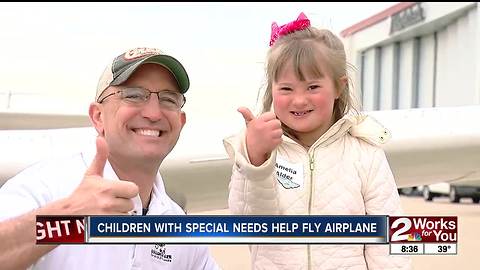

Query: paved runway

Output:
[196, 196, 480, 270]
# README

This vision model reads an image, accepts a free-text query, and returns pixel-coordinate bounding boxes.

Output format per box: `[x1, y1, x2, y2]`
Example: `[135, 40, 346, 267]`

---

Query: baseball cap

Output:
[95, 47, 190, 102]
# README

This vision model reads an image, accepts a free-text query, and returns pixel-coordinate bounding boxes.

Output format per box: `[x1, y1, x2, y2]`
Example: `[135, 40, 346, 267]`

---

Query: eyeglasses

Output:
[98, 87, 186, 110]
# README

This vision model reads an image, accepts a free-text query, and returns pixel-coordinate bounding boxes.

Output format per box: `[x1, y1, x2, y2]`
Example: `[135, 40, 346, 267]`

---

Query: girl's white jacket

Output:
[223, 114, 412, 270]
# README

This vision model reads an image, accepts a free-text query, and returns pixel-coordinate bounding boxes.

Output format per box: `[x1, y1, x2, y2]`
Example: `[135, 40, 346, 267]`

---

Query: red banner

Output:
[36, 216, 86, 244]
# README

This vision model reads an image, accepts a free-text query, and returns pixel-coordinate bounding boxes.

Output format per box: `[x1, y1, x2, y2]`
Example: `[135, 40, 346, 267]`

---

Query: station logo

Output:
[389, 216, 457, 243]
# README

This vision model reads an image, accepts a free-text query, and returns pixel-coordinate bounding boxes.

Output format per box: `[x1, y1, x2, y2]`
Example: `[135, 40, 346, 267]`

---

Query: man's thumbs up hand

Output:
[65, 136, 139, 215]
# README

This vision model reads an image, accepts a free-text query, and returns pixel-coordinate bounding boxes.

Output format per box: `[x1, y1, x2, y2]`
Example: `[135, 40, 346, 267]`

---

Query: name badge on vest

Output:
[275, 158, 304, 189]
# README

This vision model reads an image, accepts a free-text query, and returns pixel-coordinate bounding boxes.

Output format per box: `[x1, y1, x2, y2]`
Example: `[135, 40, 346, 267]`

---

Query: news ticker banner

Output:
[36, 215, 457, 255]
[37, 215, 386, 244]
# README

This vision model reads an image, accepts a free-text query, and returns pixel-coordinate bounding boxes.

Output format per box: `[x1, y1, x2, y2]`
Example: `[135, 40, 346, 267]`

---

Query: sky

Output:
[0, 2, 398, 117]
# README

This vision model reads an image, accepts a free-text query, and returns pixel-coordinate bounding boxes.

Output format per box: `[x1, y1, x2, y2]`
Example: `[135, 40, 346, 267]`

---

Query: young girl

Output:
[223, 13, 411, 269]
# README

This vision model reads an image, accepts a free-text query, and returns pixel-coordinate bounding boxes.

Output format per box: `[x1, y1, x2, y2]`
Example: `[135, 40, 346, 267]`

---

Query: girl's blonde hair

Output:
[261, 27, 360, 124]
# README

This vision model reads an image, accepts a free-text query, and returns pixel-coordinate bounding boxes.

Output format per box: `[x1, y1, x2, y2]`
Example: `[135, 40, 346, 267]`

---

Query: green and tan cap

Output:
[95, 47, 190, 102]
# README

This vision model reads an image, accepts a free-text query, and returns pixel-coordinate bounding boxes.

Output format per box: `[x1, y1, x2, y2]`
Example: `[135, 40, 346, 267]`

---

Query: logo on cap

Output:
[124, 47, 163, 60]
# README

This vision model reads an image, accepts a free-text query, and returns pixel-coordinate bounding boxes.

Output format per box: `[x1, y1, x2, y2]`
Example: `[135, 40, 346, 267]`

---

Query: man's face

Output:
[92, 63, 186, 165]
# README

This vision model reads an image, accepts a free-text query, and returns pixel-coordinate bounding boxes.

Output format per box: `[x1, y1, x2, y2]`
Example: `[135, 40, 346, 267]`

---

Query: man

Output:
[0, 47, 219, 269]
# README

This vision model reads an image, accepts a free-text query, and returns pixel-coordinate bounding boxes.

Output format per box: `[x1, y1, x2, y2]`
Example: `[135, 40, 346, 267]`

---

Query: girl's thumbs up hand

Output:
[238, 107, 283, 166]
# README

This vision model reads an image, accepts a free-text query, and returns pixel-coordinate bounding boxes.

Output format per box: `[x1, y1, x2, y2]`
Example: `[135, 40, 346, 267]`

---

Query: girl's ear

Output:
[89, 102, 104, 135]
[336, 75, 348, 99]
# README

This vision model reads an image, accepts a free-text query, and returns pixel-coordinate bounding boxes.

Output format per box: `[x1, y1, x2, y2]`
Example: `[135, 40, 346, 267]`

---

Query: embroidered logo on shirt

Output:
[275, 158, 304, 189]
[151, 244, 172, 263]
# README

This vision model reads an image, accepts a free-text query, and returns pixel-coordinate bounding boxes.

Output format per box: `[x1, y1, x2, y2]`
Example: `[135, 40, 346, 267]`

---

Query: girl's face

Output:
[272, 62, 340, 144]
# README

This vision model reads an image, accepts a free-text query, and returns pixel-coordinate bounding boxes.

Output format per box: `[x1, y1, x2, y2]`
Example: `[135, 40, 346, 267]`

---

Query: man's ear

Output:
[89, 102, 104, 135]
[180, 111, 186, 129]
[336, 75, 348, 99]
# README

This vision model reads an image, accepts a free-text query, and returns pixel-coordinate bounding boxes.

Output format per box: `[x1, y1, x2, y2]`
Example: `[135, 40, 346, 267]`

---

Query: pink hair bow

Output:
[269, 12, 311, 47]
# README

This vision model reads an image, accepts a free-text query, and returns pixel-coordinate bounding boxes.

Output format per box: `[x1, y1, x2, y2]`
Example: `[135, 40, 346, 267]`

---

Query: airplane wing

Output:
[0, 112, 91, 130]
[1, 106, 479, 212]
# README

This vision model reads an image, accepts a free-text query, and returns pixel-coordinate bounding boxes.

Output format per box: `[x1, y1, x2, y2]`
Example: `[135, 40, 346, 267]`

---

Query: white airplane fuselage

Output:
[1, 105, 479, 212]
